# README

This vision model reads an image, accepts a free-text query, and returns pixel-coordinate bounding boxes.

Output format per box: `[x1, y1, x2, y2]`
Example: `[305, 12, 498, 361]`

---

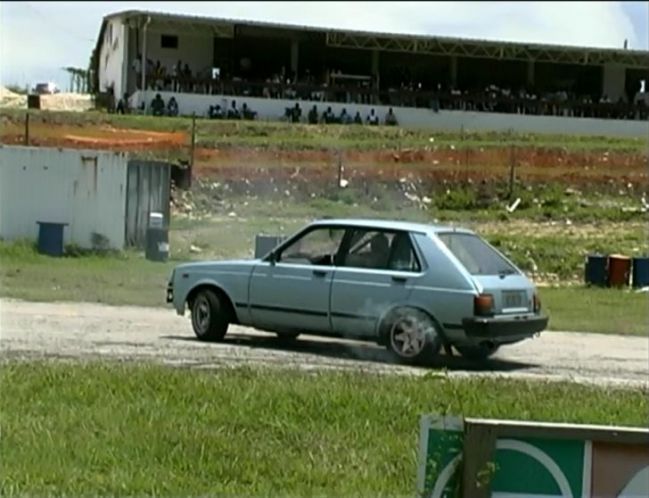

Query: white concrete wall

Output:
[98, 18, 127, 98]
[143, 28, 213, 79]
[133, 90, 649, 138]
[0, 147, 129, 249]
[602, 63, 626, 102]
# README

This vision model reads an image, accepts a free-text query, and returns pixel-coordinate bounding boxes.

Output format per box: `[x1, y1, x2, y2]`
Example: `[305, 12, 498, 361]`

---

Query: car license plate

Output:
[502, 291, 525, 309]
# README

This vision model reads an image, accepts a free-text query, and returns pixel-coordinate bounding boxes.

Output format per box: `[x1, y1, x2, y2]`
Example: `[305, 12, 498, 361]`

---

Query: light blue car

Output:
[167, 219, 548, 364]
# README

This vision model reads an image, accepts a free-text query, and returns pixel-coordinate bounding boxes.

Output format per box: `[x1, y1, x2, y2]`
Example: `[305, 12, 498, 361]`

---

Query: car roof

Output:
[308, 218, 475, 235]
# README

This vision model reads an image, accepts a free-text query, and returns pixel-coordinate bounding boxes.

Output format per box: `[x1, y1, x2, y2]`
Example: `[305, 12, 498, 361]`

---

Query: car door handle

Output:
[313, 269, 327, 277]
[392, 275, 407, 283]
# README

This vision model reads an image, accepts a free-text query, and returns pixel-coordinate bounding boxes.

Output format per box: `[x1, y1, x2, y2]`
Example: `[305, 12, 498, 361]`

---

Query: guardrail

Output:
[417, 414, 649, 498]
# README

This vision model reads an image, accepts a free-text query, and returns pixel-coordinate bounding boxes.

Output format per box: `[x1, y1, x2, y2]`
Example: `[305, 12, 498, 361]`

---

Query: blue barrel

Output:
[585, 254, 607, 286]
[36, 222, 68, 257]
[632, 257, 649, 288]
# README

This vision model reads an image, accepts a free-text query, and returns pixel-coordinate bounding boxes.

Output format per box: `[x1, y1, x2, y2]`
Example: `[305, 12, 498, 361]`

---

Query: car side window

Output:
[278, 227, 345, 266]
[388, 232, 420, 272]
[342, 229, 394, 269]
[341, 229, 420, 272]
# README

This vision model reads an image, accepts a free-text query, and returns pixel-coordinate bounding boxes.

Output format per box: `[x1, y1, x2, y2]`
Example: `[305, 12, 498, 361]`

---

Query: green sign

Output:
[417, 415, 649, 498]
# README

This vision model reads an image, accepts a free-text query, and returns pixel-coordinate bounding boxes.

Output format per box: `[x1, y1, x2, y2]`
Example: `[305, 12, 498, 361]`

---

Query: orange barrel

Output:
[607, 254, 631, 287]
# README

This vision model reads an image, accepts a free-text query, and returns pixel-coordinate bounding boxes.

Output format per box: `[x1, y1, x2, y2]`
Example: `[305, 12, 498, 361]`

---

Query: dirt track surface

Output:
[1, 299, 647, 389]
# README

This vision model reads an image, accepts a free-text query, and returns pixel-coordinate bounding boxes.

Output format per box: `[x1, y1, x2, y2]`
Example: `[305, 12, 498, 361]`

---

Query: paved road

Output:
[1, 299, 647, 388]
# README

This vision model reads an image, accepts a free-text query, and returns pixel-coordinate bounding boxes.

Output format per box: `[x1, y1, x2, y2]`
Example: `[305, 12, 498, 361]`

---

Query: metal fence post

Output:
[189, 112, 196, 188]
[24, 112, 30, 146]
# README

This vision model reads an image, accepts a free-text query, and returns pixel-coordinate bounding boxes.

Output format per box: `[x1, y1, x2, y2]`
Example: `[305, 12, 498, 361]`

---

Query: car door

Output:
[330, 228, 425, 339]
[248, 225, 345, 333]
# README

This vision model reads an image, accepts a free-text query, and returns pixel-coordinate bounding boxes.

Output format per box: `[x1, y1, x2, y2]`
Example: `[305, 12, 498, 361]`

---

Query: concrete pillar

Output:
[290, 39, 299, 78]
[450, 56, 458, 87]
[526, 60, 535, 88]
[601, 63, 626, 102]
[119, 24, 129, 98]
[371, 49, 379, 90]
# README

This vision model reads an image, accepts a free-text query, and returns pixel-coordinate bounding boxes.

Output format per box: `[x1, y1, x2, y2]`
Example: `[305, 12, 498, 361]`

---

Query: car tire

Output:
[190, 289, 229, 342]
[382, 307, 442, 366]
[455, 344, 499, 361]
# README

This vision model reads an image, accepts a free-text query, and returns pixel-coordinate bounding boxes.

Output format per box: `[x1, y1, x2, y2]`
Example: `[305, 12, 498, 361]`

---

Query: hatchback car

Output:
[167, 219, 548, 364]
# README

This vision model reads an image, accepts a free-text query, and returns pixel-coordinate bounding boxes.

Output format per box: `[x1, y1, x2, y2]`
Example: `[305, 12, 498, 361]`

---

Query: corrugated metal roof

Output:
[101, 8, 649, 57]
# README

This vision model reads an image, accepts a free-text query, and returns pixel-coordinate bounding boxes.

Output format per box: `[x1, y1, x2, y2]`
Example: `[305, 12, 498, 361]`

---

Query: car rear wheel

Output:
[455, 344, 500, 361]
[190, 289, 229, 342]
[382, 308, 441, 366]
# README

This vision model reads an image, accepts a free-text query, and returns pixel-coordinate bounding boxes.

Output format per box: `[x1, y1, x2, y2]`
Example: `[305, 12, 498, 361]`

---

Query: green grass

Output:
[542, 286, 648, 335]
[1, 362, 646, 497]
[2, 108, 646, 151]
[1, 238, 646, 335]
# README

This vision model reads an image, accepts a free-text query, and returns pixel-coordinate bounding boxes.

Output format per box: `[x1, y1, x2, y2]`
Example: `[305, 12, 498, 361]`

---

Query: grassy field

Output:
[1, 235, 646, 335]
[1, 362, 646, 497]
[2, 108, 647, 151]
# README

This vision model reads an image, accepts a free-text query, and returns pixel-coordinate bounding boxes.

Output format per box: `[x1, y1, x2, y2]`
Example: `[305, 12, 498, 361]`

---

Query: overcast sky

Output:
[1, 1, 647, 89]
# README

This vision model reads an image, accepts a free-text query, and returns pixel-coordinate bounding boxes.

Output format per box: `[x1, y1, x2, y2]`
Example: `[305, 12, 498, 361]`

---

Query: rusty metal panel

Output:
[0, 146, 128, 249]
[125, 160, 171, 248]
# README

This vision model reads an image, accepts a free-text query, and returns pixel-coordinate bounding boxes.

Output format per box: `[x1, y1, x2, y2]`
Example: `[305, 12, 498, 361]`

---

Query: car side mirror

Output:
[267, 251, 277, 265]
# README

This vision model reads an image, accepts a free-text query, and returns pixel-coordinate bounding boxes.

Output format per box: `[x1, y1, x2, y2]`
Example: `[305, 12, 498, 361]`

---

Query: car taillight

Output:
[474, 294, 494, 317]
[533, 292, 541, 313]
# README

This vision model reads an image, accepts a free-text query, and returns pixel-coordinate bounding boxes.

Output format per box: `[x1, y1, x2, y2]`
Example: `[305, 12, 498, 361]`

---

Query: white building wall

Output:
[602, 63, 627, 102]
[133, 90, 649, 139]
[0, 147, 128, 250]
[98, 18, 127, 98]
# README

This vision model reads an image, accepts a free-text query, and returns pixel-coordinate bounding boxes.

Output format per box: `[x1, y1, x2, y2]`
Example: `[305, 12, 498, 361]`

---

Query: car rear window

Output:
[436, 232, 518, 276]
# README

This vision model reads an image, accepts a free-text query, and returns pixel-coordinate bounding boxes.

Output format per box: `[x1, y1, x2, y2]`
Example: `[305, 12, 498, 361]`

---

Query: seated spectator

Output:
[367, 108, 379, 126]
[308, 105, 319, 124]
[209, 104, 224, 120]
[167, 96, 179, 117]
[227, 100, 241, 119]
[340, 108, 352, 125]
[322, 106, 335, 124]
[116, 93, 129, 114]
[291, 102, 302, 123]
[150, 93, 165, 116]
[242, 102, 257, 120]
[353, 111, 363, 124]
[385, 107, 398, 126]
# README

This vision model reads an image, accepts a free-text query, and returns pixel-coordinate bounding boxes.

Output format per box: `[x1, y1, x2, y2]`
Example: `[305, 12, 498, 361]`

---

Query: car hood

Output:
[174, 259, 259, 272]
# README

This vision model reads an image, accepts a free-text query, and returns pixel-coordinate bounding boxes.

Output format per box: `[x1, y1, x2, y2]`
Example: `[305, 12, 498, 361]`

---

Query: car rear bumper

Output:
[461, 314, 548, 344]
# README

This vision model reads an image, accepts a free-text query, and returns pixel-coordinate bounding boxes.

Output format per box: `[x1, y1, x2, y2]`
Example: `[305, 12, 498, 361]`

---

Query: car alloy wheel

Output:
[390, 315, 428, 358]
[190, 289, 229, 342]
[383, 307, 442, 365]
[193, 294, 211, 335]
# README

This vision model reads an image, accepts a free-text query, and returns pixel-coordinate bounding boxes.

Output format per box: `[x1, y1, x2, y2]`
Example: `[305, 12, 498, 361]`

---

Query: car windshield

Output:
[437, 232, 518, 276]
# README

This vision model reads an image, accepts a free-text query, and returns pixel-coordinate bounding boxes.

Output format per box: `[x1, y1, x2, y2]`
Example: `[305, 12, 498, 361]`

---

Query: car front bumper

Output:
[461, 314, 548, 344]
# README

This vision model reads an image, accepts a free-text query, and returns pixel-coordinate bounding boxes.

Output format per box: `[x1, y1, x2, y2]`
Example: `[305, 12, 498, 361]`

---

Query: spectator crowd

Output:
[124, 54, 648, 122]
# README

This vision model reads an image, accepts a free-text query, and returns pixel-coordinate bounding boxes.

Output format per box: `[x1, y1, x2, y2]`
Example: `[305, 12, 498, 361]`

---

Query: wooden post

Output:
[189, 113, 196, 188]
[336, 149, 343, 188]
[461, 125, 469, 185]
[461, 422, 497, 498]
[508, 144, 516, 199]
[24, 112, 30, 146]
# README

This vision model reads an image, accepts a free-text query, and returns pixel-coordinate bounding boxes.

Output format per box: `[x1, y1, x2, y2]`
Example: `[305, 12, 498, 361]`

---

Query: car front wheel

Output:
[382, 308, 442, 366]
[190, 289, 229, 342]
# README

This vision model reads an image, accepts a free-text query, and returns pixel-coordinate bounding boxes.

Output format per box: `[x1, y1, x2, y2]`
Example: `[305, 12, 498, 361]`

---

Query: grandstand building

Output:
[93, 10, 649, 136]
